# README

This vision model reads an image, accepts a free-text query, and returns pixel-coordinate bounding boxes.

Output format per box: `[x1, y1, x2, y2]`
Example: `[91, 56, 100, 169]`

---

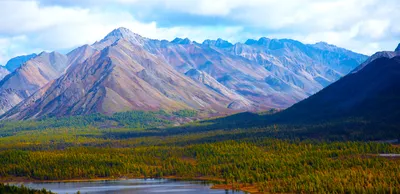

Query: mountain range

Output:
[0, 27, 368, 120]
[184, 44, 400, 140]
[275, 45, 400, 124]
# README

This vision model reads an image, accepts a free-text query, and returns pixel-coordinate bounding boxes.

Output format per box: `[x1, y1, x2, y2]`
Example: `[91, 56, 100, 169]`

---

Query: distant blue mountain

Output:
[275, 43, 400, 123]
[5, 53, 37, 72]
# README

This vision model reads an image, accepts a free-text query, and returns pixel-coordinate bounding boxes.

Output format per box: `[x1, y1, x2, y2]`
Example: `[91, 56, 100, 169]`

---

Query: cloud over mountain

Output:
[0, 0, 398, 64]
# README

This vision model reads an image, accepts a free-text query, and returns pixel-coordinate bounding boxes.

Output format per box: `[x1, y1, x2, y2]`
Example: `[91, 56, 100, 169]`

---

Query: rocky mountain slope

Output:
[0, 52, 69, 115]
[0, 44, 102, 116]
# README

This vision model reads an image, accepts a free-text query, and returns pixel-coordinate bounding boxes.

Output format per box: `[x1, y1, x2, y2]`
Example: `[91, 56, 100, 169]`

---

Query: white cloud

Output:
[0, 0, 399, 64]
[0, 1, 245, 64]
[114, 0, 400, 54]
[357, 19, 391, 41]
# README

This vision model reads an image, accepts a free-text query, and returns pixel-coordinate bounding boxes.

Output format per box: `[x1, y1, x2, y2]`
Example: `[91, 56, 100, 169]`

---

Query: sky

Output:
[0, 0, 399, 64]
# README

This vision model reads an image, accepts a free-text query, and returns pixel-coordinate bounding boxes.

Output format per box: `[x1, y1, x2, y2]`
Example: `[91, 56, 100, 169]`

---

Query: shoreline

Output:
[0, 176, 260, 193]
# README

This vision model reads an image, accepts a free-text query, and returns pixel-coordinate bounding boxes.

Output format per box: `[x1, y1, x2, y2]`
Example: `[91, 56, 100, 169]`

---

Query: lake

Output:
[17, 179, 245, 194]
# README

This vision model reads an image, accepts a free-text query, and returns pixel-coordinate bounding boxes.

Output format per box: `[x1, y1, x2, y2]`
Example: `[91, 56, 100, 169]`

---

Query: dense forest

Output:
[1, 110, 400, 193]
[0, 183, 53, 194]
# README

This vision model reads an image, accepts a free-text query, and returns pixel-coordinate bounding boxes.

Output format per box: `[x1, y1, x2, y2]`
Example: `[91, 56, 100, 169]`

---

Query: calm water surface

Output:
[19, 179, 245, 194]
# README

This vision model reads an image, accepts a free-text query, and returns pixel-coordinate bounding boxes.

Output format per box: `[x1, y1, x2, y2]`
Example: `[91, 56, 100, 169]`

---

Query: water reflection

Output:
[18, 179, 245, 194]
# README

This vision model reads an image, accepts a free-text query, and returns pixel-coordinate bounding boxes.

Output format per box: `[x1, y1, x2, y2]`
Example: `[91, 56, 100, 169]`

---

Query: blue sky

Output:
[0, 0, 399, 64]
